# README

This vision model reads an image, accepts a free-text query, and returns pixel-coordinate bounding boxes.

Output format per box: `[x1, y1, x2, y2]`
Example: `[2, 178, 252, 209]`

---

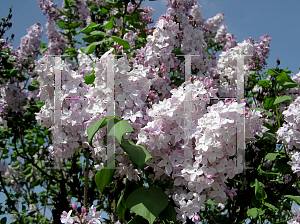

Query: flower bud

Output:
[81, 206, 86, 215]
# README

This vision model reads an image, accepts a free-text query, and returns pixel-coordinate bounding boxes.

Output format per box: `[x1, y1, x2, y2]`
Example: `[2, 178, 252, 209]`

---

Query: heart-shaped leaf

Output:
[273, 95, 292, 105]
[120, 140, 153, 170]
[95, 167, 115, 194]
[126, 186, 169, 224]
[107, 120, 134, 144]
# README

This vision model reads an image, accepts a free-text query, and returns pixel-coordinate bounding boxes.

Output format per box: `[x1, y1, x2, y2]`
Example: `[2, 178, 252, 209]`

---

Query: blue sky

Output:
[0, 0, 300, 223]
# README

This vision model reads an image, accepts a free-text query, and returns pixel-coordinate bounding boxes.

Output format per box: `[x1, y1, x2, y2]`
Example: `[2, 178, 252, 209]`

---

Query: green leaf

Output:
[265, 153, 279, 161]
[255, 179, 267, 200]
[107, 119, 134, 144]
[104, 17, 114, 30]
[84, 74, 95, 85]
[98, 7, 108, 15]
[57, 21, 67, 29]
[25, 172, 33, 181]
[276, 72, 294, 82]
[23, 166, 32, 175]
[263, 132, 276, 142]
[128, 215, 147, 224]
[257, 79, 271, 88]
[284, 195, 300, 205]
[267, 68, 280, 76]
[273, 95, 292, 105]
[264, 202, 279, 212]
[87, 116, 115, 148]
[71, 22, 83, 28]
[95, 167, 115, 194]
[81, 36, 97, 44]
[282, 81, 299, 88]
[247, 208, 258, 219]
[57, 8, 66, 16]
[80, 40, 109, 54]
[126, 186, 169, 224]
[117, 192, 127, 222]
[158, 200, 177, 223]
[90, 31, 109, 38]
[79, 22, 97, 34]
[111, 36, 130, 50]
[263, 97, 275, 110]
[120, 140, 153, 171]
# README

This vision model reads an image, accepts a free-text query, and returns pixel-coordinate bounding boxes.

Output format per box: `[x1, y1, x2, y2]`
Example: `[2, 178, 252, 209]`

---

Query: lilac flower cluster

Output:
[61, 204, 102, 224]
[16, 22, 43, 67]
[44, 18, 67, 56]
[277, 96, 300, 152]
[38, 0, 61, 21]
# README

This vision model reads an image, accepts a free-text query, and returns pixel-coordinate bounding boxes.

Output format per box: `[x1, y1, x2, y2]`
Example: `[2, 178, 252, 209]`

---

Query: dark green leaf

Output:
[263, 97, 275, 110]
[80, 40, 109, 54]
[95, 167, 115, 194]
[255, 179, 267, 200]
[158, 200, 177, 223]
[117, 193, 127, 222]
[1, 217, 7, 224]
[84, 74, 95, 85]
[120, 140, 153, 171]
[71, 22, 83, 28]
[264, 202, 279, 212]
[126, 186, 169, 224]
[81, 36, 97, 43]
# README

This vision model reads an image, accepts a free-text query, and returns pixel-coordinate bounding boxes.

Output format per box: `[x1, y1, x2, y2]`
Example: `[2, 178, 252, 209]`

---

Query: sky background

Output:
[0, 0, 300, 223]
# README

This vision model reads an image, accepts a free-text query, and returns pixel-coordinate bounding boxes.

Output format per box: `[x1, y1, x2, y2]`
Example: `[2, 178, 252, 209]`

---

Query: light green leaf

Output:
[120, 140, 153, 171]
[107, 119, 134, 144]
[90, 31, 109, 37]
[273, 95, 292, 105]
[126, 186, 169, 224]
[247, 208, 258, 219]
[265, 153, 279, 161]
[111, 36, 130, 50]
[284, 195, 300, 205]
[257, 79, 271, 88]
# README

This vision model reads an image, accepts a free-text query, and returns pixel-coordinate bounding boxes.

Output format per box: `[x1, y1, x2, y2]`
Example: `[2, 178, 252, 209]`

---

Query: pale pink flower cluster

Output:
[61, 204, 101, 224]
[277, 96, 300, 152]
[38, 0, 61, 21]
[44, 18, 67, 56]
[16, 23, 43, 66]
